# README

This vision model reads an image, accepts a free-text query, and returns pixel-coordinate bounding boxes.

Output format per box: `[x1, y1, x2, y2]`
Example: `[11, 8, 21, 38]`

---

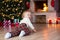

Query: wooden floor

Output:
[0, 24, 60, 40]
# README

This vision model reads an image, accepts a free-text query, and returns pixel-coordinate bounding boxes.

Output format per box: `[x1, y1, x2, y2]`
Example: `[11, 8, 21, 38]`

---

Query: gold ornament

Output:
[11, 16, 14, 19]
[19, 0, 23, 3]
[5, 3, 6, 5]
[8, 8, 11, 10]
[16, 8, 18, 11]
[12, 8, 15, 12]
[7, 5, 9, 7]
[15, 0, 19, 2]
[6, 9, 8, 12]
[2, 1, 4, 3]
[3, 14, 5, 17]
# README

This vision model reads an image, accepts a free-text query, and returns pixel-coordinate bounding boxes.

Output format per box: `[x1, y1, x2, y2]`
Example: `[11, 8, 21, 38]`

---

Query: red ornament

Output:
[51, 0, 54, 7]
[49, 20, 52, 24]
[26, 2, 30, 8]
[11, 23, 15, 27]
[56, 20, 58, 24]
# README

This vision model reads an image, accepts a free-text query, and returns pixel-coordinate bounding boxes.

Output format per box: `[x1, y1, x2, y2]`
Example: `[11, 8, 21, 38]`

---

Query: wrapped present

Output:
[0, 22, 3, 27]
[11, 23, 15, 27]
[3, 20, 11, 32]
[14, 19, 19, 23]
[3, 20, 8, 28]
[10, 23, 30, 37]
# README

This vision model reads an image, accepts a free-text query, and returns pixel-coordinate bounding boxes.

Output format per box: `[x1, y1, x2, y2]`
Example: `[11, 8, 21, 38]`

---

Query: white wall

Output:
[48, 0, 55, 11]
[30, 0, 35, 12]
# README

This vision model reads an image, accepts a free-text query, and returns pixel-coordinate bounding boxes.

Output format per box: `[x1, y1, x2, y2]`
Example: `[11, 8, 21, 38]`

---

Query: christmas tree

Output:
[0, 0, 30, 22]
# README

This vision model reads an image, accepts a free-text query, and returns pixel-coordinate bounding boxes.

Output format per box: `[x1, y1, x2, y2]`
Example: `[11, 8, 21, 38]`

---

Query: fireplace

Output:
[34, 0, 48, 12]
[31, 0, 56, 23]
[35, 15, 46, 23]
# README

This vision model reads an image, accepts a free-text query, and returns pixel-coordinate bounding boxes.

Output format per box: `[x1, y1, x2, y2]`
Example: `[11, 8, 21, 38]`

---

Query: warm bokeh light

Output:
[3, 14, 5, 17]
[11, 16, 14, 19]
[42, 3, 48, 12]
[19, 0, 22, 3]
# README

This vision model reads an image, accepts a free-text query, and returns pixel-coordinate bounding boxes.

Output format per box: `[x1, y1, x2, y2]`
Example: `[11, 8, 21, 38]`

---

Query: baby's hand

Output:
[33, 29, 36, 32]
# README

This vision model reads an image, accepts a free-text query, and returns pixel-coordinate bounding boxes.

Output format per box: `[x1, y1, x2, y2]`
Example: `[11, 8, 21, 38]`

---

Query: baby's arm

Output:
[27, 19, 36, 32]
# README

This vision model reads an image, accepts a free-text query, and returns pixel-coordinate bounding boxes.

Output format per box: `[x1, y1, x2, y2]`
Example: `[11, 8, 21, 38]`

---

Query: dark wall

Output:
[54, 0, 59, 11]
[54, 0, 60, 17]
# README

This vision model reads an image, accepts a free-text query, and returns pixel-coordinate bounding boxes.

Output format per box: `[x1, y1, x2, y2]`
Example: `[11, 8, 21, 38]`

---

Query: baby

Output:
[4, 9, 36, 39]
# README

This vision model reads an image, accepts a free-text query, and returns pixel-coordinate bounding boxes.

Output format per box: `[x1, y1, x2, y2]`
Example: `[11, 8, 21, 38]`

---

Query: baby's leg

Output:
[19, 30, 25, 37]
[4, 27, 21, 39]
[4, 32, 11, 39]
[5, 31, 20, 39]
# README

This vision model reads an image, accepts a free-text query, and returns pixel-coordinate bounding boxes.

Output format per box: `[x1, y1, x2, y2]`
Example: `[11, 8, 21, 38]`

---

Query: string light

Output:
[15, 0, 19, 2]
[0, 0, 28, 20]
[6, 9, 8, 12]
[2, 1, 4, 3]
[18, 4, 20, 6]
[5, 3, 6, 5]
[19, 0, 22, 3]
[7, 5, 9, 7]
[11, 5, 13, 7]
[3, 14, 5, 17]
[8, 8, 11, 10]
[11, 16, 14, 19]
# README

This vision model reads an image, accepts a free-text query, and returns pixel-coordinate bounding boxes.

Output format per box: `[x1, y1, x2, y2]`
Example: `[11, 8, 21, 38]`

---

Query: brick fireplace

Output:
[35, 15, 46, 23]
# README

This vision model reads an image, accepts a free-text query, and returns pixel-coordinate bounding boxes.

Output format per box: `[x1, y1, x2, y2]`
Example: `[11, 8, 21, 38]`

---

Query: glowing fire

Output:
[42, 3, 48, 12]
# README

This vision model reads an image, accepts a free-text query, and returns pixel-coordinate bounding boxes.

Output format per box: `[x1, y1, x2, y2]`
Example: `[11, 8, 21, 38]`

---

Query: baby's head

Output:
[22, 11, 31, 19]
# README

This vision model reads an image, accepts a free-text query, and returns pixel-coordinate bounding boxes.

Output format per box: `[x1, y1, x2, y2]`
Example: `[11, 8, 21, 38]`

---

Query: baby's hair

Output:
[22, 12, 25, 18]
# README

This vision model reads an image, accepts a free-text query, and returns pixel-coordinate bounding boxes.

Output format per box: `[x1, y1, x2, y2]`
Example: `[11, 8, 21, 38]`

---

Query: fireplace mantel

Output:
[32, 11, 56, 23]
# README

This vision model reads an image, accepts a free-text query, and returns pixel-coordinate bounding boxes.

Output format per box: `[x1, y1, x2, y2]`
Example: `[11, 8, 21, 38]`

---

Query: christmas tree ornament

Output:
[19, 0, 22, 3]
[2, 1, 4, 3]
[4, 3, 6, 5]
[6, 9, 8, 12]
[26, 1, 30, 8]
[51, 0, 54, 7]
[7, 5, 9, 7]
[18, 4, 20, 6]
[0, 0, 29, 21]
